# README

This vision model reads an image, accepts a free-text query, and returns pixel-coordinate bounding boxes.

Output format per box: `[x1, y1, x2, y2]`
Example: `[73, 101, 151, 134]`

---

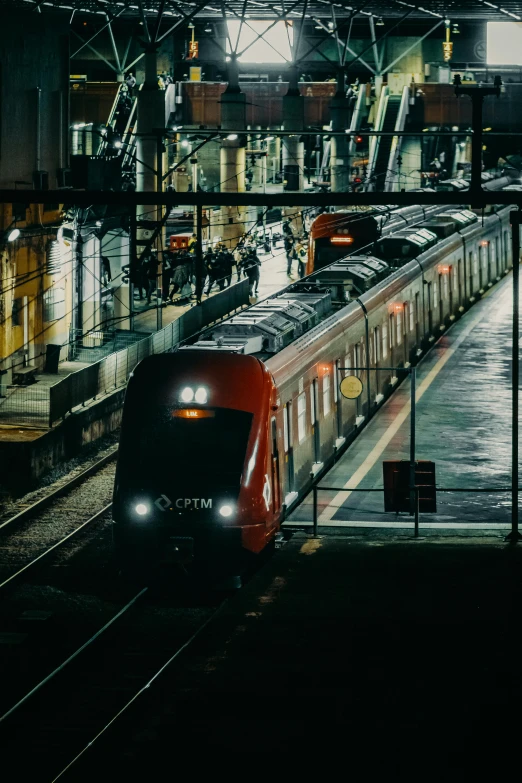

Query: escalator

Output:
[371, 94, 401, 191]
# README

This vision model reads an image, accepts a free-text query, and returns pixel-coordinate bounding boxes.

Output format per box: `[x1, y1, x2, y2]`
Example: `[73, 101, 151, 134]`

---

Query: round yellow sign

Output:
[340, 375, 363, 400]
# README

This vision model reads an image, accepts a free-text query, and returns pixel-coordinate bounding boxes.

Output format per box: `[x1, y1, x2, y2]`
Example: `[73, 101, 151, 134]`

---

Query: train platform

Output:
[287, 270, 519, 533]
[131, 235, 295, 332]
[58, 530, 522, 776]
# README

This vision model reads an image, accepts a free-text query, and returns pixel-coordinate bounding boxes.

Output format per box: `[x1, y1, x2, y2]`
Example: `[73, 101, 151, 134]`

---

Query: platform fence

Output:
[287, 485, 519, 538]
[0, 385, 51, 428]
[0, 279, 249, 429]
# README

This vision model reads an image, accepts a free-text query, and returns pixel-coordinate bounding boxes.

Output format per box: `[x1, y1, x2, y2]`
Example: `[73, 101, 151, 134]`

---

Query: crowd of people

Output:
[131, 220, 309, 309]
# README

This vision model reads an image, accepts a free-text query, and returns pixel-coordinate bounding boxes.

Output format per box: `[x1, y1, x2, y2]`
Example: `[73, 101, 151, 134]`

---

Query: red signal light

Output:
[356, 135, 363, 143]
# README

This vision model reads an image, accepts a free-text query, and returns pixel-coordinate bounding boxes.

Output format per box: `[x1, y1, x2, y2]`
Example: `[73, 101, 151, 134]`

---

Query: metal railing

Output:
[48, 277, 249, 427]
[303, 485, 520, 539]
[0, 279, 249, 429]
[0, 385, 51, 428]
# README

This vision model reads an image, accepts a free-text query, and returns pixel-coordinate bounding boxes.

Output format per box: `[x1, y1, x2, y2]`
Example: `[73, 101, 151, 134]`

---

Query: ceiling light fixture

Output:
[376, 17, 385, 26]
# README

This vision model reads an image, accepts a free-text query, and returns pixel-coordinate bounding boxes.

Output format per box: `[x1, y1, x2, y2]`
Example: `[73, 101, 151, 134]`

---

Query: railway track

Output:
[0, 453, 117, 590]
[0, 583, 220, 781]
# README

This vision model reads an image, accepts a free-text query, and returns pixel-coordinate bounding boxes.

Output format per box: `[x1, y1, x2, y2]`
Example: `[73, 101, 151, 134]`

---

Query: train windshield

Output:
[129, 407, 253, 489]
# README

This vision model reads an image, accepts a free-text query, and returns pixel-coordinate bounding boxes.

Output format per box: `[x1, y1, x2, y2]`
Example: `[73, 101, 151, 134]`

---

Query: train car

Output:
[306, 171, 519, 275]
[113, 204, 514, 581]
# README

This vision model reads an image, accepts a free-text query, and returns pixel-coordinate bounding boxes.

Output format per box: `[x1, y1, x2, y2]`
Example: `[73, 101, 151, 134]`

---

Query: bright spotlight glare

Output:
[194, 387, 208, 404]
[219, 504, 233, 518]
[181, 386, 194, 402]
[114, 140, 123, 149]
[135, 503, 149, 516]
[181, 139, 189, 147]
[226, 133, 238, 141]
[7, 228, 20, 242]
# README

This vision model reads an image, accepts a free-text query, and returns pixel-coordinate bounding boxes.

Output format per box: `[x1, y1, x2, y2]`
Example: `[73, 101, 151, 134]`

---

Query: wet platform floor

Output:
[288, 271, 520, 533]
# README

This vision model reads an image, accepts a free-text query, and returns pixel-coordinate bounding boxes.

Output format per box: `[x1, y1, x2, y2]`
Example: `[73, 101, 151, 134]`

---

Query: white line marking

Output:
[319, 306, 491, 523]
[285, 520, 510, 530]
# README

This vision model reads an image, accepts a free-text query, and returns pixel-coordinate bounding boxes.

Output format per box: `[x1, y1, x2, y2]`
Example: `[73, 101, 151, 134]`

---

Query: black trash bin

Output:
[45, 344, 61, 374]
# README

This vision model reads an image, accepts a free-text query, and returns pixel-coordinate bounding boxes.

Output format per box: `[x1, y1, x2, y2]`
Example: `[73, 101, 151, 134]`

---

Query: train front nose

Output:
[113, 489, 244, 570]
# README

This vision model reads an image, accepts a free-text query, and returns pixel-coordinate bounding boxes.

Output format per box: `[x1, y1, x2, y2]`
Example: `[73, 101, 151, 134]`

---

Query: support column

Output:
[330, 70, 351, 194]
[136, 44, 165, 327]
[219, 57, 248, 248]
[282, 65, 304, 235]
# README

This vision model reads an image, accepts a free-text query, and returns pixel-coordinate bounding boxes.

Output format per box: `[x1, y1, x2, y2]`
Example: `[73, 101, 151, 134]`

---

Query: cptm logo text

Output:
[155, 495, 213, 511]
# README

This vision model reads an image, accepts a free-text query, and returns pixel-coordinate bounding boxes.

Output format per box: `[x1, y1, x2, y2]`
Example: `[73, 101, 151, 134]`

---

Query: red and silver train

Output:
[113, 203, 514, 578]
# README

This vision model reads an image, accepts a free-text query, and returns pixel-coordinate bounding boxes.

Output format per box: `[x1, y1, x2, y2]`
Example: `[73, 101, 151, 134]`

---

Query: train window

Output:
[323, 372, 331, 417]
[443, 274, 449, 300]
[382, 322, 388, 359]
[283, 405, 289, 452]
[396, 310, 402, 346]
[297, 393, 306, 443]
[504, 231, 509, 265]
[333, 361, 339, 403]
[389, 314, 395, 350]
[473, 252, 478, 276]
[133, 407, 253, 489]
[310, 383, 317, 425]
[374, 327, 380, 362]
[344, 353, 351, 374]
[408, 301, 414, 332]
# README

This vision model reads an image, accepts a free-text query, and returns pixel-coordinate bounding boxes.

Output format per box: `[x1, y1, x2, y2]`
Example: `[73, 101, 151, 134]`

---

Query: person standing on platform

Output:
[294, 237, 307, 279]
[146, 252, 159, 305]
[125, 72, 136, 97]
[285, 234, 295, 276]
[244, 249, 261, 297]
[219, 246, 234, 288]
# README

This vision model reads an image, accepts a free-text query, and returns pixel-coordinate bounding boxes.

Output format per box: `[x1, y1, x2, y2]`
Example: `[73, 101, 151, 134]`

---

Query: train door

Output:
[495, 237, 500, 279]
[438, 274, 444, 326]
[354, 344, 362, 417]
[486, 242, 491, 284]
[311, 380, 320, 463]
[402, 302, 409, 363]
[427, 282, 433, 334]
[504, 230, 510, 269]
[373, 327, 380, 399]
[395, 306, 404, 365]
[388, 314, 395, 372]
[271, 417, 281, 513]
[449, 266, 454, 315]
[469, 251, 474, 298]
[283, 403, 294, 493]
[334, 360, 342, 438]
[414, 293, 420, 346]
[478, 245, 484, 290]
[457, 259, 463, 307]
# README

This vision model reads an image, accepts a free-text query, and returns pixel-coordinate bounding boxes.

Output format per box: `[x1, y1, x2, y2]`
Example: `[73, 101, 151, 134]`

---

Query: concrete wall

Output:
[0, 386, 125, 494]
[0, 12, 69, 189]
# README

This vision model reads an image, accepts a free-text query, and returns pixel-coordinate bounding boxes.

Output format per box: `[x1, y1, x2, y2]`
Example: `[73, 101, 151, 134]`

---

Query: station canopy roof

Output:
[7, 0, 522, 22]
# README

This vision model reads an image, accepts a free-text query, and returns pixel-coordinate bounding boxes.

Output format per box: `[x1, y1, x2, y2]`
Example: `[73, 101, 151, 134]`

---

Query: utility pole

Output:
[454, 74, 501, 201]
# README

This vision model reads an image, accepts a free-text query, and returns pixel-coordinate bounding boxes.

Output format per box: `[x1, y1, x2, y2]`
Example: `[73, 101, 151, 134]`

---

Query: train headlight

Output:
[194, 386, 208, 404]
[180, 387, 194, 403]
[135, 503, 149, 516]
[219, 504, 233, 518]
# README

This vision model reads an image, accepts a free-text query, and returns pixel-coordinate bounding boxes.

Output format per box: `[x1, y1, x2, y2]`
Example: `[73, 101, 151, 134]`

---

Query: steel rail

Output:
[0, 503, 113, 591]
[0, 450, 118, 532]
[52, 600, 225, 782]
[0, 587, 147, 725]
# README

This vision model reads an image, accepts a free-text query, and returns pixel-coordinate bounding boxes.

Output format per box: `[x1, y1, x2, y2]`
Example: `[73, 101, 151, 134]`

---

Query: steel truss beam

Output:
[1, 190, 518, 208]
